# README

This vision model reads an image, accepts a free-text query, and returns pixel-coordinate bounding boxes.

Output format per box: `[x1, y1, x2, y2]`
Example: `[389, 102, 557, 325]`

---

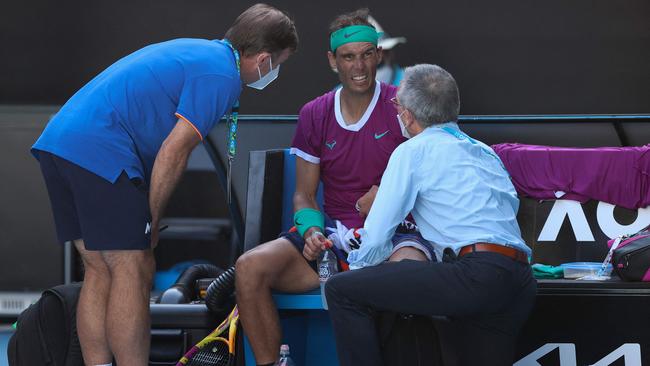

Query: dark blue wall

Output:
[1, 0, 649, 114]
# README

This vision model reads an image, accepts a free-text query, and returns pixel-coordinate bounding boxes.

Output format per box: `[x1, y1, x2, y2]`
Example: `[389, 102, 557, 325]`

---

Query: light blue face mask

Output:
[247, 58, 280, 90]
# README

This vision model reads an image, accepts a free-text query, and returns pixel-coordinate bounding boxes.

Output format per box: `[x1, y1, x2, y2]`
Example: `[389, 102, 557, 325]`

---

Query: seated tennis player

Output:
[235, 8, 435, 366]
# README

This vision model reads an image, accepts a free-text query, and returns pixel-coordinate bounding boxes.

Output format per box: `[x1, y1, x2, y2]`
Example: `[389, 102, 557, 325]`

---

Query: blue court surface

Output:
[0, 326, 12, 366]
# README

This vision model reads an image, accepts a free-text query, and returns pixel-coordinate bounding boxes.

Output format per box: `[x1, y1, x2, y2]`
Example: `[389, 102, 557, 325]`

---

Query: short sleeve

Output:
[175, 74, 240, 140]
[290, 103, 322, 164]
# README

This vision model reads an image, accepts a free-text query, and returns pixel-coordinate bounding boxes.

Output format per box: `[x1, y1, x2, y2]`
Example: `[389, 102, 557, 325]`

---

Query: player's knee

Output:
[103, 250, 154, 282]
[235, 250, 268, 284]
[79, 253, 110, 279]
[389, 246, 428, 262]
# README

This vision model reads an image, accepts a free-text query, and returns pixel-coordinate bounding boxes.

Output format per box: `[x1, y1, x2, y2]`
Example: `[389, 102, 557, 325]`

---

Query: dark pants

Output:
[325, 251, 537, 366]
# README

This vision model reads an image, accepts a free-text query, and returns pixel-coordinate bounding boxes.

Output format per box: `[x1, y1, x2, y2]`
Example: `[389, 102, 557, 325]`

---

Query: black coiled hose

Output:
[205, 265, 236, 313]
[158, 264, 224, 304]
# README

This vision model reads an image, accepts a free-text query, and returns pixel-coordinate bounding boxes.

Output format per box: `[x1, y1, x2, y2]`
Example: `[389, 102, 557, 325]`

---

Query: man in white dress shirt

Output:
[325, 64, 537, 366]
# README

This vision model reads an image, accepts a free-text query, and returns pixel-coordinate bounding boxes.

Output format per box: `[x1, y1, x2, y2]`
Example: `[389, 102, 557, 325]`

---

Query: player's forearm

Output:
[149, 145, 190, 228]
[293, 191, 319, 212]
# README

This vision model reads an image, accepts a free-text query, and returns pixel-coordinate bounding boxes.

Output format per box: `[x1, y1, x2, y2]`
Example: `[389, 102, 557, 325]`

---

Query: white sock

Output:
[95, 363, 112, 366]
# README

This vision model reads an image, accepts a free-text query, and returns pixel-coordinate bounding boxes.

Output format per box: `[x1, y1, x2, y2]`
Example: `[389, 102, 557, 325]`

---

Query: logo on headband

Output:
[344, 30, 363, 38]
[330, 25, 380, 52]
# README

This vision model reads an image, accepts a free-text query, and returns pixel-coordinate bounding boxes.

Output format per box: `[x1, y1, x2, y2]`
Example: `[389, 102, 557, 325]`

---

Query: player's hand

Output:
[303, 228, 332, 261]
[356, 185, 379, 218]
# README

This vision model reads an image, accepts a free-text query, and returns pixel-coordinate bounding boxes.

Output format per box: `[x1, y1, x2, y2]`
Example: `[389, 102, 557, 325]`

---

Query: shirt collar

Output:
[416, 121, 460, 139]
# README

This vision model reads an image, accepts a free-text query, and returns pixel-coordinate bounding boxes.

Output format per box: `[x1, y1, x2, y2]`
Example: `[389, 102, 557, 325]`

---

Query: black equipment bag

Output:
[610, 226, 650, 281]
[7, 283, 83, 366]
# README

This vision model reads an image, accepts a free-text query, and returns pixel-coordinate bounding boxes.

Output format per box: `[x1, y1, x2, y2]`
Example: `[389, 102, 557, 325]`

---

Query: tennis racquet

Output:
[176, 305, 239, 366]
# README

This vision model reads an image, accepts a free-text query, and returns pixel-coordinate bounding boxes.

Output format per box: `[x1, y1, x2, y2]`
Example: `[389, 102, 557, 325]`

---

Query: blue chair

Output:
[242, 149, 337, 366]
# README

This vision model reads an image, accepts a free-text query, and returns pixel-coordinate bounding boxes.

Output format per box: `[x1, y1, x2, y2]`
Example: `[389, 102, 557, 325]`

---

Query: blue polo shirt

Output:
[32, 38, 241, 183]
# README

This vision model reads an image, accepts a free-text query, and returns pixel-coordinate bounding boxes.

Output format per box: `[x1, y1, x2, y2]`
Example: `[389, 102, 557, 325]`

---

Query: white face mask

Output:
[247, 58, 280, 90]
[397, 112, 411, 139]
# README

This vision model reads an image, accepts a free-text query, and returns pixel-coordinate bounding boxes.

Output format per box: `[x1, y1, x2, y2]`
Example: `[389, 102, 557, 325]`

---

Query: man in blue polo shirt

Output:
[32, 4, 298, 366]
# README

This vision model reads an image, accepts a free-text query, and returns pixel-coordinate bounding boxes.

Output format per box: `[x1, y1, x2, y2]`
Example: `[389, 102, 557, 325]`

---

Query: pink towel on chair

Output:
[492, 143, 650, 209]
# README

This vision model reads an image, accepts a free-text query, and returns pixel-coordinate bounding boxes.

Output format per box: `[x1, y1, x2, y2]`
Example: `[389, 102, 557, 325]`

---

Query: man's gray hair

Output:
[396, 64, 460, 127]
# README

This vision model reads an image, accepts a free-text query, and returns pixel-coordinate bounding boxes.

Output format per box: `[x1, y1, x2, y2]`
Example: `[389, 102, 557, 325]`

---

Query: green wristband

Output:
[294, 208, 324, 237]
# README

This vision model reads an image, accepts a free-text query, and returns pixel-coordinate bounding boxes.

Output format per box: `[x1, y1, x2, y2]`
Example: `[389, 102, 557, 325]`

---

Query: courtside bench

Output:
[240, 148, 650, 365]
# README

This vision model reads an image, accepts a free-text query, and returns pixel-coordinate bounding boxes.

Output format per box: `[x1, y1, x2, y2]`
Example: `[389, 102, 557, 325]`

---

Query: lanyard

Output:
[440, 125, 507, 172]
[222, 39, 240, 204]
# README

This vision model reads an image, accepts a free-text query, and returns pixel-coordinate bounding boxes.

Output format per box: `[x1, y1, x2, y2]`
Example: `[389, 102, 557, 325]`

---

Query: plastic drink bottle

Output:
[277, 344, 296, 366]
[317, 248, 338, 310]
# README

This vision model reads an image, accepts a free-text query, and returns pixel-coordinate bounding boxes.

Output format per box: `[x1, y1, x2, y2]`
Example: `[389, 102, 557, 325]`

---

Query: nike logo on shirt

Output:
[326, 140, 337, 150]
[145, 222, 151, 234]
[374, 130, 389, 139]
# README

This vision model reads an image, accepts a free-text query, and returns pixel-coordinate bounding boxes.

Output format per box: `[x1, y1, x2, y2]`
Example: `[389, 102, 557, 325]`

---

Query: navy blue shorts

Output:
[281, 221, 436, 272]
[37, 151, 152, 251]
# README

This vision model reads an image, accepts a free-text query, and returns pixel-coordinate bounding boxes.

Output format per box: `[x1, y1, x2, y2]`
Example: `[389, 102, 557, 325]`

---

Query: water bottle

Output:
[317, 249, 338, 310]
[277, 344, 296, 366]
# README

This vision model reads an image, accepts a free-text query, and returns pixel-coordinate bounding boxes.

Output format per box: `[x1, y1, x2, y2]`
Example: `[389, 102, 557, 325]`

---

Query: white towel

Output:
[325, 220, 362, 253]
